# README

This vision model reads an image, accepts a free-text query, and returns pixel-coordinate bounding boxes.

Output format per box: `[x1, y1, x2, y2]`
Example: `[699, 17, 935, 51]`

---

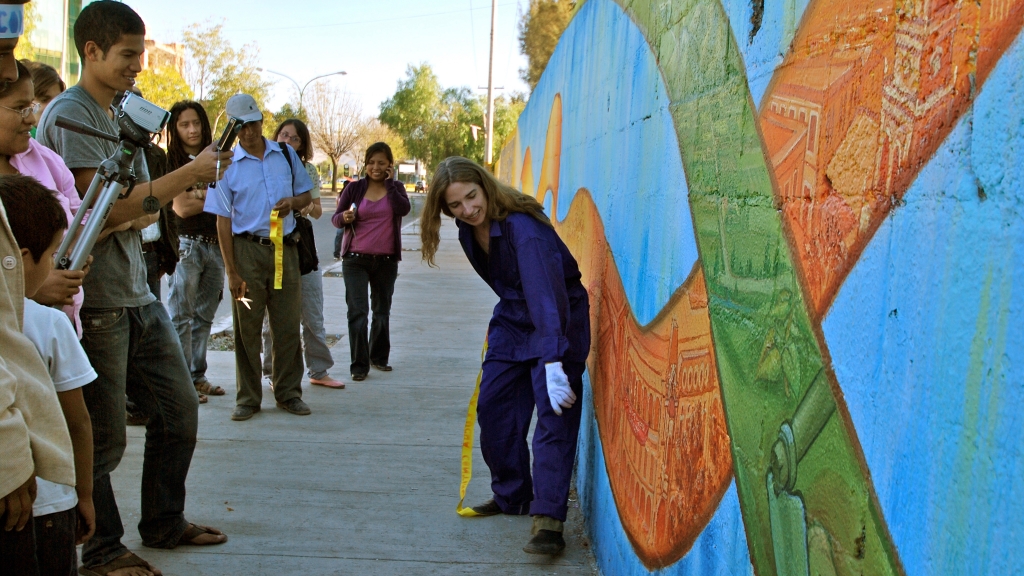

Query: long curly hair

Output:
[420, 156, 550, 267]
[166, 100, 212, 171]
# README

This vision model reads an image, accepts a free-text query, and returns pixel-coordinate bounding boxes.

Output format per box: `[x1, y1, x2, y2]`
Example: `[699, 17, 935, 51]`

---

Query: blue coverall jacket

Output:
[457, 212, 590, 364]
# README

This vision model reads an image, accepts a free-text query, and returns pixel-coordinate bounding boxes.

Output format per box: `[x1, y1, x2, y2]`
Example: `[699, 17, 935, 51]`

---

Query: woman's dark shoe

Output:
[371, 364, 393, 372]
[523, 530, 566, 555]
[352, 373, 367, 381]
[471, 498, 502, 516]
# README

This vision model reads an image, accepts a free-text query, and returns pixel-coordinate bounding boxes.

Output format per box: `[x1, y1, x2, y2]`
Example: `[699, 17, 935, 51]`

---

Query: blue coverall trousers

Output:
[477, 358, 585, 522]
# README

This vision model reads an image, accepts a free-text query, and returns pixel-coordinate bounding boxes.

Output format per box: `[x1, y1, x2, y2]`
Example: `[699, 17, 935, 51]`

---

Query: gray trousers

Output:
[261, 270, 335, 379]
[231, 238, 303, 407]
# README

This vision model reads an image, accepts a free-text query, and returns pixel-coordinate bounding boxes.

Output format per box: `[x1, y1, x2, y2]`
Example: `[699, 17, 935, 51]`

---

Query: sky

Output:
[125, 0, 531, 116]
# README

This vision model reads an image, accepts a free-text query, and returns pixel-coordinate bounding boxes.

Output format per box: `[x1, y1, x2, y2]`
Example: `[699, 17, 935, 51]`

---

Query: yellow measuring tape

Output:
[456, 337, 488, 517]
[269, 210, 284, 289]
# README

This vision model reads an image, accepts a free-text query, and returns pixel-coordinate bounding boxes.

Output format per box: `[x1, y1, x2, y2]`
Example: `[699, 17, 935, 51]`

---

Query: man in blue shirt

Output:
[205, 94, 313, 421]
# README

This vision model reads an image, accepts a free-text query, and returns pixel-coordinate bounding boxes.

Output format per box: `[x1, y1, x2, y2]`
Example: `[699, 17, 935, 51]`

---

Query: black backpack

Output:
[280, 143, 319, 275]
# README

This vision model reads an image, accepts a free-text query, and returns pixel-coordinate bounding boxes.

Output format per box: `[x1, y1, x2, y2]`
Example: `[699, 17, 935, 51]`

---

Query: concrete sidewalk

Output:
[113, 217, 599, 575]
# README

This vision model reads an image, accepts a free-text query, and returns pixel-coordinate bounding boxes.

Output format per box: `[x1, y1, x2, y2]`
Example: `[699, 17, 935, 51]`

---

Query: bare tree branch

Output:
[305, 81, 363, 193]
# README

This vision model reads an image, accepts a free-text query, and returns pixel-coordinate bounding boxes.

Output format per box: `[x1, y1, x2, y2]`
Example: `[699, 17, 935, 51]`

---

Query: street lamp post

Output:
[257, 68, 347, 114]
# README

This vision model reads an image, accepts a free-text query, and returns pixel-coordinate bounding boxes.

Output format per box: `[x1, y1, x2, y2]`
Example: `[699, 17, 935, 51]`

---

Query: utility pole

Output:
[485, 0, 497, 165]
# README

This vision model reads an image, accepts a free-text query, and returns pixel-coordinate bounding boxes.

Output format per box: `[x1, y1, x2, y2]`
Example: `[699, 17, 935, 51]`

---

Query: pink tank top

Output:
[350, 196, 395, 255]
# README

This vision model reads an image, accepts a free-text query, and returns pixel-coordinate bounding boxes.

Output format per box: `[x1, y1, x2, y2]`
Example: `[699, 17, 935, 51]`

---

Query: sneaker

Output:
[523, 530, 566, 555]
[471, 498, 502, 516]
[310, 376, 345, 389]
[276, 397, 311, 415]
[231, 405, 260, 421]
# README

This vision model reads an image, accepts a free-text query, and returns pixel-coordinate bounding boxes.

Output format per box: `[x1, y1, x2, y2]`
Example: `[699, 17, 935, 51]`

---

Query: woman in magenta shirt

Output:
[332, 142, 410, 380]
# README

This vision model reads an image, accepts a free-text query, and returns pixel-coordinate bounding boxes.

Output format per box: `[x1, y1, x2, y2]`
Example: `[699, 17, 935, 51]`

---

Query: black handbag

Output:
[293, 211, 319, 275]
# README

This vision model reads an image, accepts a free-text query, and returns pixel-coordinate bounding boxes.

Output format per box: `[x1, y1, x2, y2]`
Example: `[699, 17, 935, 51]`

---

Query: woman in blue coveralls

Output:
[420, 156, 590, 555]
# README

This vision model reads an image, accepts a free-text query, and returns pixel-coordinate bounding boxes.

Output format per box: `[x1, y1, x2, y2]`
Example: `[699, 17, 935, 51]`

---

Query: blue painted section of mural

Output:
[822, 31, 1024, 576]
[576, 372, 754, 576]
[518, 0, 698, 325]
[722, 0, 811, 107]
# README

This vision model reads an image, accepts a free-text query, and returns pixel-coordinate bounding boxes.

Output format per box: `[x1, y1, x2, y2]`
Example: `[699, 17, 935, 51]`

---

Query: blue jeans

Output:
[78, 302, 200, 568]
[262, 270, 335, 379]
[342, 254, 398, 375]
[168, 237, 224, 384]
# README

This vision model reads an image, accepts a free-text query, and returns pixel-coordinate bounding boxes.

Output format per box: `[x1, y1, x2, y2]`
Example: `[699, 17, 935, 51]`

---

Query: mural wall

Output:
[494, 1, 1024, 575]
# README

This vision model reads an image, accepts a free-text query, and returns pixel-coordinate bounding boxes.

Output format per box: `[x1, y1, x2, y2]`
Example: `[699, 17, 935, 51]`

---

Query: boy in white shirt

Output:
[1, 174, 96, 575]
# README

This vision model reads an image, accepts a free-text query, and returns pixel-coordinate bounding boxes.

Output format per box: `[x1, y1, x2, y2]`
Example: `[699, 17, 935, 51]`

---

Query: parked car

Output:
[415, 179, 427, 193]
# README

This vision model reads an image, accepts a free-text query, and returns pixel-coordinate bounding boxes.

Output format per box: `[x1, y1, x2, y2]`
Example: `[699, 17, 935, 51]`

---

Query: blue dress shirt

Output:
[457, 212, 590, 364]
[204, 139, 313, 236]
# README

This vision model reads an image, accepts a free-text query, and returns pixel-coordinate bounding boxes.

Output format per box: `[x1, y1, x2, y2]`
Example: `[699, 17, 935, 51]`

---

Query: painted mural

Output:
[494, 1, 1024, 575]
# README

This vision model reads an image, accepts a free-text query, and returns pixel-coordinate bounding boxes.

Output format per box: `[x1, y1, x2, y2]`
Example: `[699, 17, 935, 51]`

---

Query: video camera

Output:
[54, 91, 170, 271]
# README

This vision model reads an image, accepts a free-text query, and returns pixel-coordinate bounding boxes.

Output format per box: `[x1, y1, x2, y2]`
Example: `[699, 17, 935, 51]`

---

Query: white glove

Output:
[544, 362, 577, 416]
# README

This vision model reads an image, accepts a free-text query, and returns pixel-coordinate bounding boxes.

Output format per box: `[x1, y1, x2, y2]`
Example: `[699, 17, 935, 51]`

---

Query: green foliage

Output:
[181, 20, 272, 133]
[136, 66, 193, 112]
[264, 102, 307, 139]
[14, 2, 38, 60]
[518, 0, 575, 91]
[492, 92, 527, 153]
[380, 64, 526, 173]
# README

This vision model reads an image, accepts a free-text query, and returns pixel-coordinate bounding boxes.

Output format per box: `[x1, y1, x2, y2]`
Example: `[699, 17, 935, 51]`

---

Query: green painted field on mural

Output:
[613, 0, 904, 573]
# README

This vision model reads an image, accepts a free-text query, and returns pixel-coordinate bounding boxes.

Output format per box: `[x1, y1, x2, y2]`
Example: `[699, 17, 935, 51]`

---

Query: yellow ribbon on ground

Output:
[269, 210, 284, 289]
[456, 337, 488, 517]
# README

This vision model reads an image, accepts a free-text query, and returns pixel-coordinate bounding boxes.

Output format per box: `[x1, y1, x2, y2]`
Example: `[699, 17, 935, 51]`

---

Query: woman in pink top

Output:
[0, 61, 85, 333]
[332, 142, 410, 380]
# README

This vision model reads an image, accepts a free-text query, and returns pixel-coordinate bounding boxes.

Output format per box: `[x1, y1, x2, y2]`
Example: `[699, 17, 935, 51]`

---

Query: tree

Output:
[356, 118, 408, 173]
[181, 20, 272, 133]
[136, 66, 193, 112]
[14, 3, 38, 60]
[518, 0, 575, 91]
[304, 81, 362, 193]
[379, 64, 484, 172]
[492, 92, 527, 153]
[378, 64, 442, 167]
[264, 102, 307, 139]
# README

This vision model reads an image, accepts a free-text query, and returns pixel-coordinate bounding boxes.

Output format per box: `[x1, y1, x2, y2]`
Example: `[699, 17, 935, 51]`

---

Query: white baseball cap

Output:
[225, 94, 263, 123]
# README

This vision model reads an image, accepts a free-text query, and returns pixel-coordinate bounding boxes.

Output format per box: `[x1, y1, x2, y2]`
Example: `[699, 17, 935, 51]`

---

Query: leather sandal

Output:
[195, 381, 226, 396]
[177, 523, 227, 546]
[78, 551, 159, 575]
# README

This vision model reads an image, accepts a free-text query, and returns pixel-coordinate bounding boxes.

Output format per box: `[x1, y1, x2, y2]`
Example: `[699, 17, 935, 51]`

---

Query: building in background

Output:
[18, 0, 93, 85]
[143, 38, 184, 72]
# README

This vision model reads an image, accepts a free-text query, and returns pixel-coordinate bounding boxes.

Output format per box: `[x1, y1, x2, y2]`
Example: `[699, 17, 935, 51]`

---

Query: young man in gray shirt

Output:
[36, 2, 232, 574]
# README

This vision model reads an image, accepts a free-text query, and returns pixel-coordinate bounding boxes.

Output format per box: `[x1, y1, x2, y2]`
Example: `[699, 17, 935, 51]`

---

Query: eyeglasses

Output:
[0, 102, 40, 119]
[279, 134, 301, 144]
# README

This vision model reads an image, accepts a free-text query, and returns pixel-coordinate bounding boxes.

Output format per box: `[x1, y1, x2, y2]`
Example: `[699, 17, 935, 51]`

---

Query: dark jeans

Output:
[79, 301, 200, 568]
[34, 508, 78, 576]
[342, 254, 398, 376]
[0, 507, 79, 576]
[333, 227, 343, 259]
[0, 510, 38, 576]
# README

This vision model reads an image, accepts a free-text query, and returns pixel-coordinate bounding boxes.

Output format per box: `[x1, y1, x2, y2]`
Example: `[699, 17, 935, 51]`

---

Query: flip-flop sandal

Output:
[78, 551, 159, 575]
[178, 523, 228, 546]
[195, 381, 226, 396]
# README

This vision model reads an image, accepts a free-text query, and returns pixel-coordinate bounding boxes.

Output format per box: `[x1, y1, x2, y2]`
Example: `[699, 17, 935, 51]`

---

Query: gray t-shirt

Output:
[37, 86, 154, 309]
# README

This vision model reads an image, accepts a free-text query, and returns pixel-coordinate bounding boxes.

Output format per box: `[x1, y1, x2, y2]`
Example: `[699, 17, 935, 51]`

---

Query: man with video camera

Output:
[36, 2, 232, 574]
